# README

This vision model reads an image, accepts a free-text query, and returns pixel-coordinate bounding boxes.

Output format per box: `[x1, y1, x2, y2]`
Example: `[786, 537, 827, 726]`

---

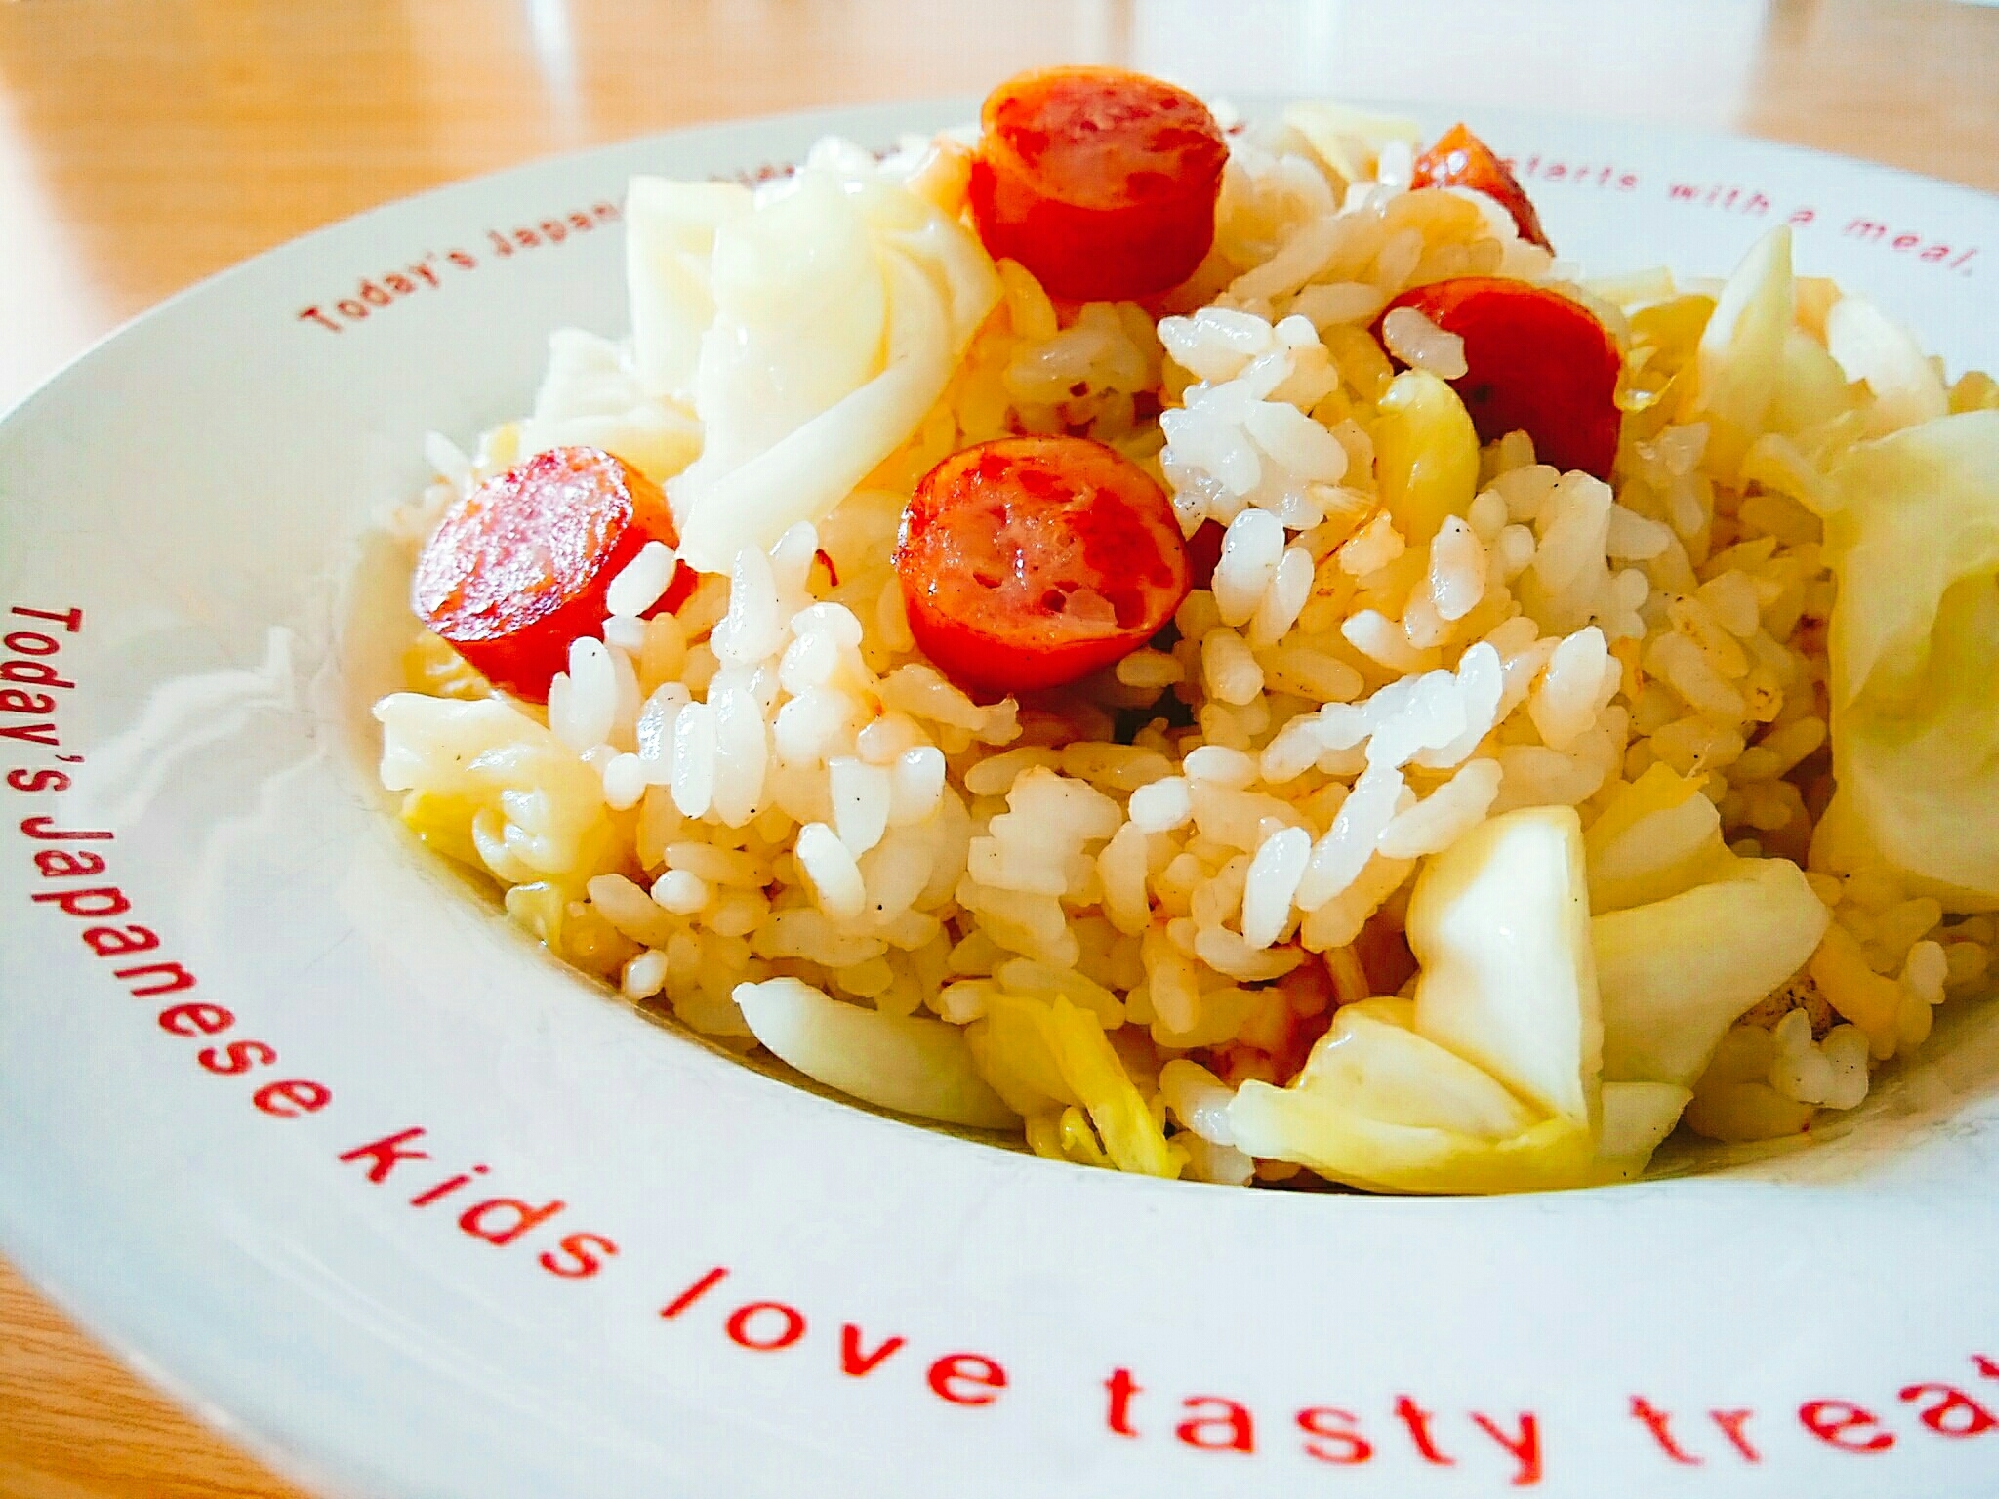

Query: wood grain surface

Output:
[2, 1, 1996, 1494]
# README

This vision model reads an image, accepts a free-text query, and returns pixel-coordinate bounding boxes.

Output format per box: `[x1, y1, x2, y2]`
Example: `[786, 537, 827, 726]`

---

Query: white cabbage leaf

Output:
[1824, 295, 1950, 437]
[1680, 225, 1792, 476]
[1230, 808, 1607, 1194]
[649, 155, 1001, 575]
[1407, 805, 1601, 1127]
[515, 328, 701, 485]
[736, 977, 1019, 1129]
[1596, 1081, 1693, 1183]
[625, 178, 755, 402]
[692, 169, 888, 473]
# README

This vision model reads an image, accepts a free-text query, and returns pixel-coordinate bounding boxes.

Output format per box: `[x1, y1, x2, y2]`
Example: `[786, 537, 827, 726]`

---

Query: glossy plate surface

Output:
[1, 100, 1996, 1498]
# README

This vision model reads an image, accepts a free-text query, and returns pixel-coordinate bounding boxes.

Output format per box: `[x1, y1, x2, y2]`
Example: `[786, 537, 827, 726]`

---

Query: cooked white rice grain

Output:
[1529, 628, 1615, 751]
[1428, 516, 1487, 623]
[1247, 546, 1315, 648]
[602, 751, 647, 810]
[1377, 758, 1503, 859]
[1381, 305, 1469, 379]
[1201, 628, 1265, 706]
[622, 949, 669, 1001]
[550, 636, 618, 753]
[653, 869, 712, 916]
[1296, 765, 1407, 909]
[1213, 508, 1286, 626]
[603, 614, 648, 653]
[1241, 826, 1313, 948]
[795, 823, 869, 920]
[606, 540, 679, 618]
[668, 700, 718, 818]
[1467, 487, 1509, 542]
[828, 756, 893, 856]
[1128, 775, 1195, 833]
[1342, 609, 1435, 673]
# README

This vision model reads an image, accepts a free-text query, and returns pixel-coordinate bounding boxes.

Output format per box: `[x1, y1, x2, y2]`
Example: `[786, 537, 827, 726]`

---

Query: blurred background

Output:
[2, 0, 1997, 412]
[0, 2, 1995, 1496]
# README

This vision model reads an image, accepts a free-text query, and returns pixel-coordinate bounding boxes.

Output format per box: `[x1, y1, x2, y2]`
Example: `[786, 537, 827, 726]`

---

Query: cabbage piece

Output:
[1824, 295, 1949, 437]
[1770, 326, 1860, 437]
[1231, 808, 1718, 1193]
[1406, 805, 1601, 1127]
[1282, 102, 1421, 187]
[1595, 857, 1830, 1086]
[626, 178, 754, 402]
[735, 977, 1018, 1129]
[667, 165, 1000, 574]
[515, 329, 701, 484]
[1596, 1081, 1693, 1183]
[1680, 225, 1792, 476]
[1812, 410, 1999, 910]
[1280, 998, 1540, 1137]
[965, 991, 1181, 1177]
[693, 170, 888, 473]
[1583, 762, 1731, 913]
[375, 693, 610, 879]
[675, 249, 948, 574]
[1228, 1002, 1593, 1196]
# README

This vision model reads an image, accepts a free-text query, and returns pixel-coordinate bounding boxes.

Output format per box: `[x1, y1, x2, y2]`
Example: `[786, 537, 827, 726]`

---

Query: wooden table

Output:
[0, 0, 1994, 1492]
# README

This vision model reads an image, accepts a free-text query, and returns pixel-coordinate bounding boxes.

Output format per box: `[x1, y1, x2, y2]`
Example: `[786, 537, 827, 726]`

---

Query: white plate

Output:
[2, 100, 1997, 1499]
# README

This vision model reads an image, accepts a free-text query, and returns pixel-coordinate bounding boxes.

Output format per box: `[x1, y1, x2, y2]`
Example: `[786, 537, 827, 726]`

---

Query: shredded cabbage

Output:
[514, 328, 701, 485]
[642, 157, 1001, 574]
[966, 991, 1183, 1177]
[625, 178, 754, 401]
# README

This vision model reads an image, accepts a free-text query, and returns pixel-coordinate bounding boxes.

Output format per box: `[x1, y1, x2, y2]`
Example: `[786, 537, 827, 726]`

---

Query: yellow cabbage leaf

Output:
[1812, 410, 1999, 910]
[1824, 295, 1950, 437]
[1228, 1000, 1596, 1195]
[1596, 1081, 1693, 1183]
[966, 992, 1182, 1178]
[1582, 762, 1732, 913]
[1282, 103, 1421, 188]
[1595, 856, 1830, 1086]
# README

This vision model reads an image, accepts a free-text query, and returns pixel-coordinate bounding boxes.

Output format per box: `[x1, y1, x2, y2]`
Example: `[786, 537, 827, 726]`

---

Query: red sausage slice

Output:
[895, 436, 1192, 696]
[1383, 278, 1623, 478]
[413, 446, 691, 702]
[969, 67, 1228, 303]
[1410, 123, 1553, 254]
